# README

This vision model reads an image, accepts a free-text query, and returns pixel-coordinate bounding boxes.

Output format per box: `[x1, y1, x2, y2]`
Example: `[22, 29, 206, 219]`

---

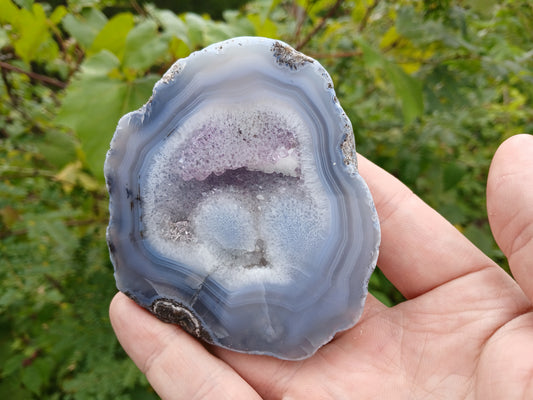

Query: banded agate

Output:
[104, 37, 380, 360]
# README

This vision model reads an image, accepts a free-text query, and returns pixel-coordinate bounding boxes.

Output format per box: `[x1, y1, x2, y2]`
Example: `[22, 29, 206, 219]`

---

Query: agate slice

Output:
[104, 37, 380, 360]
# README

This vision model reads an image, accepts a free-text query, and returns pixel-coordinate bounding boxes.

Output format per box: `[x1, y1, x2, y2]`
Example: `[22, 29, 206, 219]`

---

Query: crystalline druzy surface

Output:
[104, 37, 380, 360]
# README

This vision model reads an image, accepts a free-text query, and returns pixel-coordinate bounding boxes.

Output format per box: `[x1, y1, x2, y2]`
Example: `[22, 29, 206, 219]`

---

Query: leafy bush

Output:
[1, 0, 532, 397]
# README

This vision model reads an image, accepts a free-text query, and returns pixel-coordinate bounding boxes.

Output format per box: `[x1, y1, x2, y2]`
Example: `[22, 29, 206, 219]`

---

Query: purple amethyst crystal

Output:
[104, 37, 380, 360]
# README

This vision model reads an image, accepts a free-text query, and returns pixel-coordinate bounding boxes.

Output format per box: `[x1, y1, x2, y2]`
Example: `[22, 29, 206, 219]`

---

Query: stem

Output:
[292, 2, 307, 44]
[306, 50, 363, 59]
[296, 0, 344, 51]
[130, 0, 146, 16]
[0, 166, 57, 178]
[0, 61, 66, 89]
[358, 0, 380, 33]
[1, 64, 17, 106]
[0, 65, 45, 134]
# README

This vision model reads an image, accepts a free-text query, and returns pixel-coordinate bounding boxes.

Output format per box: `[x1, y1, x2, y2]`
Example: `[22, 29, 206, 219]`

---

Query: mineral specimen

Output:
[104, 36, 380, 360]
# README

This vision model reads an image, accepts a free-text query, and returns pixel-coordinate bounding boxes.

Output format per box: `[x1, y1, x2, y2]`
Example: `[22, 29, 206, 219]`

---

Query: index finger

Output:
[358, 155, 497, 299]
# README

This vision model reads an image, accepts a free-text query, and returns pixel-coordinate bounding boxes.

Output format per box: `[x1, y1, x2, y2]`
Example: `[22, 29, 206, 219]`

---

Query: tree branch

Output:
[130, 0, 146, 16]
[296, 0, 344, 51]
[292, 3, 307, 44]
[1, 64, 45, 134]
[1, 64, 17, 106]
[358, 0, 380, 33]
[0, 61, 66, 89]
[306, 50, 363, 59]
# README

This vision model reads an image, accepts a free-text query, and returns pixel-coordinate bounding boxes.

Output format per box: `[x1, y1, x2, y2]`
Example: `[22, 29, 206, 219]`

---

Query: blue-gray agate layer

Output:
[104, 37, 380, 360]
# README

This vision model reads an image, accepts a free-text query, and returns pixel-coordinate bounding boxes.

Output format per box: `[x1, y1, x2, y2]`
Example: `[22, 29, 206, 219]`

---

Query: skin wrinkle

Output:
[423, 262, 497, 299]
[483, 312, 533, 358]
[503, 206, 533, 256]
[312, 347, 353, 398]
[190, 365, 232, 400]
[488, 177, 523, 243]
[396, 266, 504, 334]
[476, 318, 533, 398]
[407, 332, 429, 398]
[229, 352, 304, 400]
[158, 342, 259, 400]
[394, 318, 453, 400]
[259, 359, 297, 399]
[124, 313, 192, 396]
[524, 367, 533, 400]
[393, 265, 528, 399]
[110, 299, 184, 376]
[272, 328, 388, 400]
[438, 267, 528, 333]
[141, 326, 184, 375]
[373, 179, 415, 228]
[277, 352, 357, 400]
[363, 310, 407, 392]
[334, 296, 388, 340]
[416, 333, 477, 398]
[400, 330, 472, 400]
[276, 347, 348, 400]
[475, 312, 533, 400]
[509, 232, 533, 267]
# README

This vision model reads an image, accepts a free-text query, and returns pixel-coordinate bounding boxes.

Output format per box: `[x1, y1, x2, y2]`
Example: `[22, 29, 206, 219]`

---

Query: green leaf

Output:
[184, 12, 207, 48]
[13, 0, 32, 9]
[21, 367, 43, 396]
[0, 0, 19, 24]
[49, 5, 67, 25]
[383, 62, 424, 123]
[21, 358, 54, 395]
[223, 10, 256, 36]
[464, 0, 498, 16]
[442, 162, 467, 191]
[246, 13, 277, 38]
[463, 224, 496, 256]
[3, 353, 25, 376]
[358, 39, 423, 122]
[147, 6, 189, 44]
[168, 37, 191, 59]
[123, 19, 169, 73]
[371, 289, 394, 307]
[89, 12, 134, 61]
[77, 48, 120, 76]
[204, 20, 237, 43]
[0, 27, 8, 48]
[62, 8, 107, 49]
[12, 3, 59, 63]
[56, 50, 157, 178]
[357, 39, 385, 68]
[0, 379, 33, 399]
[33, 130, 77, 168]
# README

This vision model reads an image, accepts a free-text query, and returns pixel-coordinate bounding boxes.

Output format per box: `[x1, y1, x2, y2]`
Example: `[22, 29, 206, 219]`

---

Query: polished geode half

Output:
[104, 37, 380, 360]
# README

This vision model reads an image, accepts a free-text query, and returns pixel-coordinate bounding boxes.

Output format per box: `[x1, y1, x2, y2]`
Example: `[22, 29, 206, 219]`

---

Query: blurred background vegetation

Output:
[1, 0, 532, 397]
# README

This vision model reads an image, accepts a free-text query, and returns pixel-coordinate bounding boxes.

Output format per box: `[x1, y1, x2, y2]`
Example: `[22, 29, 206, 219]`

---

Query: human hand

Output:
[110, 134, 533, 399]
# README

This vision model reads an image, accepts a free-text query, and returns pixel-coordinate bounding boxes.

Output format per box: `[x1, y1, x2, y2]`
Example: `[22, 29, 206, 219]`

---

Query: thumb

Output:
[487, 134, 533, 303]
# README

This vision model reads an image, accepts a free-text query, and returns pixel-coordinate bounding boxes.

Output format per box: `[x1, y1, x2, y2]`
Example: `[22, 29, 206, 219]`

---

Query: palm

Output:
[259, 271, 531, 399]
[110, 135, 533, 400]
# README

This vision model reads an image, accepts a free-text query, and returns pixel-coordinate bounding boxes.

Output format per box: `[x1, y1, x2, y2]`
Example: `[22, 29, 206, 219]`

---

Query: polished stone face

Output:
[104, 37, 380, 360]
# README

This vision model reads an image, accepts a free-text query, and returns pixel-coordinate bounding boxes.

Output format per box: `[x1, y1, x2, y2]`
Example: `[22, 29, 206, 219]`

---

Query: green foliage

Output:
[1, 0, 532, 397]
[55, 3, 256, 177]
